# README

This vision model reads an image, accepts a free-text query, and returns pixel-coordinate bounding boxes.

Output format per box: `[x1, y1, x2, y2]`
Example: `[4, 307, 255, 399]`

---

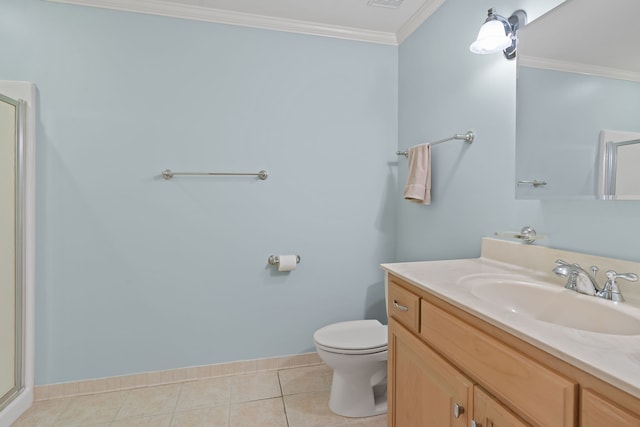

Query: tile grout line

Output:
[226, 373, 233, 427]
[111, 388, 130, 424]
[49, 396, 72, 427]
[167, 382, 184, 427]
[275, 370, 291, 427]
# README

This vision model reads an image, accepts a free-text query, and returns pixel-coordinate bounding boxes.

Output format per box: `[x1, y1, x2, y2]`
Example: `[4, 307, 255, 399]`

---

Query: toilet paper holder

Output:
[268, 255, 301, 266]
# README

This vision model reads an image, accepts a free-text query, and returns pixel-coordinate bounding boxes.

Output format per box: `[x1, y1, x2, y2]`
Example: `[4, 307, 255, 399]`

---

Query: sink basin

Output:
[536, 299, 640, 336]
[465, 277, 561, 316]
[459, 274, 640, 336]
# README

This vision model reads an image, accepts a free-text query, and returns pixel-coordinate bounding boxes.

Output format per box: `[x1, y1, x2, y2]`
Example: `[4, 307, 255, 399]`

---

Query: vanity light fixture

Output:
[470, 8, 527, 60]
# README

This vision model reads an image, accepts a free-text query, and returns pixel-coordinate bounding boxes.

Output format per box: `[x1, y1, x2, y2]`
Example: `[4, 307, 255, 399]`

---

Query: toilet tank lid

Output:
[313, 319, 387, 350]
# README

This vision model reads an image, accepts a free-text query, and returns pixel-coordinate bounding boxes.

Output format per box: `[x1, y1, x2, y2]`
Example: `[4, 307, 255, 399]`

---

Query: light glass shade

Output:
[469, 20, 512, 54]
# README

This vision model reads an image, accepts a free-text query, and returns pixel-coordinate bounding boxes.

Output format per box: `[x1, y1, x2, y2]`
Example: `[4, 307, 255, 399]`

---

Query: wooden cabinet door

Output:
[388, 318, 473, 427]
[582, 389, 640, 427]
[473, 386, 530, 427]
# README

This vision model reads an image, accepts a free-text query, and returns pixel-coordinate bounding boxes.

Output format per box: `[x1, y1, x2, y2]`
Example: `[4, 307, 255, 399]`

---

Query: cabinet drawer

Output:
[388, 278, 420, 333]
[582, 389, 640, 426]
[420, 300, 577, 427]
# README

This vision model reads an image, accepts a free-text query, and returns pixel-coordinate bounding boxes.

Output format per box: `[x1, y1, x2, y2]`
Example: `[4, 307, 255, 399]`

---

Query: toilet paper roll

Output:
[278, 255, 298, 272]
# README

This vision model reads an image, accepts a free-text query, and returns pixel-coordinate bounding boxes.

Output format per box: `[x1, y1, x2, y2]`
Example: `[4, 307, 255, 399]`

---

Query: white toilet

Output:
[313, 318, 388, 417]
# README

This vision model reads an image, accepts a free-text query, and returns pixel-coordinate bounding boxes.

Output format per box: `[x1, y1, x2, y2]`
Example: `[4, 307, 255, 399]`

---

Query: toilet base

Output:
[323, 351, 388, 418]
[313, 320, 388, 418]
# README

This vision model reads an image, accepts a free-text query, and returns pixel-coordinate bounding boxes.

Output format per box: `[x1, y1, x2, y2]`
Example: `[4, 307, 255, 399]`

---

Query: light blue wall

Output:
[6, 0, 640, 386]
[0, 0, 398, 384]
[398, 0, 640, 262]
[397, 0, 539, 261]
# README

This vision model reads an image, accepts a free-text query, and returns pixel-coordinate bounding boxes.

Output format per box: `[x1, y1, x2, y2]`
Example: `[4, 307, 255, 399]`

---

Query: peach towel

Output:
[403, 143, 431, 205]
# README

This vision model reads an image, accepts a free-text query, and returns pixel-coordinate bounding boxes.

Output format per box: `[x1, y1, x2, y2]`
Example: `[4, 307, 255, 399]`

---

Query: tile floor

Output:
[13, 365, 387, 427]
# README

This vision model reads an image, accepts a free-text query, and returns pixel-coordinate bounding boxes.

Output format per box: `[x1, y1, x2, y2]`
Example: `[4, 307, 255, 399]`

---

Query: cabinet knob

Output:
[471, 421, 482, 427]
[453, 403, 464, 418]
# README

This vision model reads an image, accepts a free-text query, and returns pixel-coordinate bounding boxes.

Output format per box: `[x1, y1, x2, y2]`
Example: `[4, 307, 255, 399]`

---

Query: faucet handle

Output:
[605, 270, 638, 288]
[599, 270, 638, 302]
[605, 270, 638, 283]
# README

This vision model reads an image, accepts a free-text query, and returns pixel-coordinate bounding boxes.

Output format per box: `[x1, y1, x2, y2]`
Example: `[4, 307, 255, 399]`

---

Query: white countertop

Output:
[381, 239, 640, 399]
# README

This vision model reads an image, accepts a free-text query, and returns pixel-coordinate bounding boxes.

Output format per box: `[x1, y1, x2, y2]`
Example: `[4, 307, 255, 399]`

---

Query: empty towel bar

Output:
[162, 169, 268, 180]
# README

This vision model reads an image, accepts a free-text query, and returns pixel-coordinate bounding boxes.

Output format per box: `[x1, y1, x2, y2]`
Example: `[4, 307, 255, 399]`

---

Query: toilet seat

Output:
[313, 320, 387, 355]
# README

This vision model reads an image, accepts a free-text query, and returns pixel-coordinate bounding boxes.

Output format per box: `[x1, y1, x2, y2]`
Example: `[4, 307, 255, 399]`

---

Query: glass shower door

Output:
[0, 92, 24, 410]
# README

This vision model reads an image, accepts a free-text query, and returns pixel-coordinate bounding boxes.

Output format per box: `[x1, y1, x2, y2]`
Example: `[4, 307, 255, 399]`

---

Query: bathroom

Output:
[2, 0, 640, 425]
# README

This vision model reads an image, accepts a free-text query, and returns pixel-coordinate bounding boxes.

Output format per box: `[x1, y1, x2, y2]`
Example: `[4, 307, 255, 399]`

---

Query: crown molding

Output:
[46, 0, 400, 45]
[395, 0, 444, 44]
[518, 55, 640, 83]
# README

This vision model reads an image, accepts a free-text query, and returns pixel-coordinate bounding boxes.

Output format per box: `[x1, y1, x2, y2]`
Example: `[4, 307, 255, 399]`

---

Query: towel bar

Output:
[397, 131, 474, 157]
[162, 169, 268, 180]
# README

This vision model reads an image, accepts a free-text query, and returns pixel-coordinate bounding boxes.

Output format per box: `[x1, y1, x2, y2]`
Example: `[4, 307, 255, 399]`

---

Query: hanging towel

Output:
[403, 143, 431, 205]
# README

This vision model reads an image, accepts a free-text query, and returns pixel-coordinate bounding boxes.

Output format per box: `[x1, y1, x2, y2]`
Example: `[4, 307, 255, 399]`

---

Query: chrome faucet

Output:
[553, 260, 600, 295]
[553, 259, 638, 302]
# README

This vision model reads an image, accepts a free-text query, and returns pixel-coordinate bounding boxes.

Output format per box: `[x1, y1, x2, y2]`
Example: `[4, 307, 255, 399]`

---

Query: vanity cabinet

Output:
[387, 276, 535, 427]
[581, 389, 640, 426]
[387, 274, 640, 427]
[389, 317, 525, 427]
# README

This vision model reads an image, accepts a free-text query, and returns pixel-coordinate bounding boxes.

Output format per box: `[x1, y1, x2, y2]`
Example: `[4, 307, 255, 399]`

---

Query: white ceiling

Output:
[47, 0, 445, 45]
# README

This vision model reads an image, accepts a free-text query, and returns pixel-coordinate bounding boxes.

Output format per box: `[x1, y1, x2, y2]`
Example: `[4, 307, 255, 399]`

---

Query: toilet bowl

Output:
[313, 319, 388, 417]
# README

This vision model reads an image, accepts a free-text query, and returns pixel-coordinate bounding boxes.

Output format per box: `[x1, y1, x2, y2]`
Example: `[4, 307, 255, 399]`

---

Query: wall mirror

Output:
[515, 0, 640, 200]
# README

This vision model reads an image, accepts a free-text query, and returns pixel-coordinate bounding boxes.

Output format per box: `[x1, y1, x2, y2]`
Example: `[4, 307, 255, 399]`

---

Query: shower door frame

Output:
[0, 92, 26, 412]
[0, 81, 35, 427]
